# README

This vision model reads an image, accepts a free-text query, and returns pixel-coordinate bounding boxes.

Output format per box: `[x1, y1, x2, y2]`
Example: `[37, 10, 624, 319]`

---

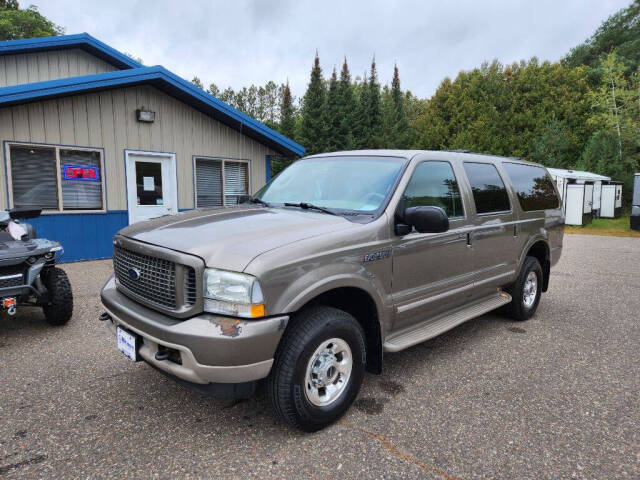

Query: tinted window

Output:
[402, 161, 464, 218]
[463, 162, 511, 214]
[502, 163, 559, 211]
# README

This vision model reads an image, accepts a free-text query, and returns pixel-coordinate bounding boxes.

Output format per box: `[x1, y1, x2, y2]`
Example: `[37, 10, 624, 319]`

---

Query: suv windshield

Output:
[255, 156, 406, 213]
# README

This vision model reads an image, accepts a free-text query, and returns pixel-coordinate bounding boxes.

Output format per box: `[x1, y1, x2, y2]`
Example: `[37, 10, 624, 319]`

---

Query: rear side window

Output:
[402, 161, 464, 218]
[502, 163, 559, 211]
[463, 162, 511, 214]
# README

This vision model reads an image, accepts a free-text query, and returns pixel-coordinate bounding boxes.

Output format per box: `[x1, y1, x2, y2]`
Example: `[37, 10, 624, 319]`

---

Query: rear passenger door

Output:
[462, 162, 519, 297]
[391, 160, 474, 330]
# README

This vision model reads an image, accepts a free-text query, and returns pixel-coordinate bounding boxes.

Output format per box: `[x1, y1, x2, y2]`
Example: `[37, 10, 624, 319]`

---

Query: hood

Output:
[119, 206, 358, 271]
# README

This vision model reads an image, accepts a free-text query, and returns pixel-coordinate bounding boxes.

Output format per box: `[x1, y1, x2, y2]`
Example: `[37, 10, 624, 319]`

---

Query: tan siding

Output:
[0, 85, 279, 212]
[0, 49, 118, 87]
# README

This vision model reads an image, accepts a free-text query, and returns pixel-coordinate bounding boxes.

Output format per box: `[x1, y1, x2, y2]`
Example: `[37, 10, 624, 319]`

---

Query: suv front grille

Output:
[113, 246, 178, 309]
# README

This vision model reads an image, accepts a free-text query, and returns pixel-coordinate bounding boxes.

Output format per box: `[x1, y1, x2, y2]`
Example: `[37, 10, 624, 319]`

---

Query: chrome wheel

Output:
[523, 271, 538, 309]
[304, 338, 353, 407]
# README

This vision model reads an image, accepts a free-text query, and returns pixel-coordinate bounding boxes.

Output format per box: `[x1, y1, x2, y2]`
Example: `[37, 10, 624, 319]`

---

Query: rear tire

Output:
[42, 267, 73, 326]
[504, 256, 542, 321]
[267, 306, 366, 432]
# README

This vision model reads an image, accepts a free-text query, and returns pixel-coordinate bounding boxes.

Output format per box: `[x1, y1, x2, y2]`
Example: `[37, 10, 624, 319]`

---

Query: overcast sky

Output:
[28, 0, 630, 100]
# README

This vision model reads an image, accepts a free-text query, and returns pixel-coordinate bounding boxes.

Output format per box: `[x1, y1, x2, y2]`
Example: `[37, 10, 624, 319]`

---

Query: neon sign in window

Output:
[63, 164, 100, 182]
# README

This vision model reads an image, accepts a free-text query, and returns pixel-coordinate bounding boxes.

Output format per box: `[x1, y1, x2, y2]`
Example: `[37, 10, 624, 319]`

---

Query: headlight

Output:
[203, 268, 265, 318]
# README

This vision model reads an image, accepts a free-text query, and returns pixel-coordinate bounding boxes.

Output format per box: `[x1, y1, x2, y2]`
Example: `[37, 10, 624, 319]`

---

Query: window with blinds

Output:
[10, 146, 59, 209]
[8, 144, 104, 212]
[195, 158, 249, 207]
[195, 159, 223, 207]
[224, 161, 248, 205]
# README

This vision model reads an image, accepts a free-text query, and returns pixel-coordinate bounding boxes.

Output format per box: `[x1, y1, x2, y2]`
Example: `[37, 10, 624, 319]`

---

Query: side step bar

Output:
[383, 291, 512, 353]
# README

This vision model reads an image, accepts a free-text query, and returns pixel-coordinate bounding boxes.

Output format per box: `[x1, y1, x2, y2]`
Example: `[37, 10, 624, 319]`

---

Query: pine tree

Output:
[390, 64, 409, 147]
[191, 76, 204, 90]
[355, 71, 370, 148]
[325, 68, 340, 151]
[368, 58, 383, 148]
[298, 52, 328, 155]
[279, 81, 296, 140]
[336, 57, 356, 150]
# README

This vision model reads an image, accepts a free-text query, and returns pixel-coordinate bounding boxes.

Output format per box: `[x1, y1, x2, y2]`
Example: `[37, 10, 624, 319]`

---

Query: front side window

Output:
[195, 158, 249, 208]
[255, 156, 405, 213]
[502, 162, 559, 211]
[401, 161, 464, 218]
[9, 144, 104, 211]
[463, 162, 511, 214]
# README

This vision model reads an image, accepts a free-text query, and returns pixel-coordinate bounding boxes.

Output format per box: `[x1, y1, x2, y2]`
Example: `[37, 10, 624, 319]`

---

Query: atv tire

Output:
[42, 267, 73, 326]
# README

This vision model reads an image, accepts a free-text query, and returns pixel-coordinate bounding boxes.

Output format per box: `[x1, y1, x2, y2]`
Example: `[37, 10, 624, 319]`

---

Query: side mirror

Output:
[236, 194, 252, 204]
[401, 206, 449, 234]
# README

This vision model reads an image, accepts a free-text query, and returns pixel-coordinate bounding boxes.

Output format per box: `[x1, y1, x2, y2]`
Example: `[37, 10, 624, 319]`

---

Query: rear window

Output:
[502, 163, 559, 211]
[462, 162, 511, 214]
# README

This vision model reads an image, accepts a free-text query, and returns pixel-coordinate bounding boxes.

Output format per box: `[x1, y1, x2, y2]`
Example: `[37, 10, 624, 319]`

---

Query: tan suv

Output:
[100, 150, 564, 431]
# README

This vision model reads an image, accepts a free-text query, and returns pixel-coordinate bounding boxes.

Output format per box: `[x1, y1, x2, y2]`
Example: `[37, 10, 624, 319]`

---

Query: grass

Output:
[564, 215, 640, 237]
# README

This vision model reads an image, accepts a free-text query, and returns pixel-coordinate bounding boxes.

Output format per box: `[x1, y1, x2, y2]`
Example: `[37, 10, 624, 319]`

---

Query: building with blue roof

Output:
[0, 33, 304, 261]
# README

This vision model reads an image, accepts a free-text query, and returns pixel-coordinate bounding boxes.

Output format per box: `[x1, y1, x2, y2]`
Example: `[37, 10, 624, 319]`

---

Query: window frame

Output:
[192, 155, 251, 208]
[462, 161, 512, 217]
[5, 141, 106, 214]
[400, 159, 467, 220]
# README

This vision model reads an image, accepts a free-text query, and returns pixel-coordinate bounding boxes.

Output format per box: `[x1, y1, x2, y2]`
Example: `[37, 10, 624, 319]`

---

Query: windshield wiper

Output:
[250, 197, 271, 207]
[284, 202, 337, 216]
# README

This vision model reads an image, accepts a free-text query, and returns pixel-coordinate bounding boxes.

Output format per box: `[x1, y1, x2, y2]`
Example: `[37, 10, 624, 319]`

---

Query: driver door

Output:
[391, 160, 475, 331]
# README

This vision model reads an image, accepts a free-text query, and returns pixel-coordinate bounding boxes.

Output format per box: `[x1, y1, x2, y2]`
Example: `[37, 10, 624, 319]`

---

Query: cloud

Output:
[30, 0, 629, 99]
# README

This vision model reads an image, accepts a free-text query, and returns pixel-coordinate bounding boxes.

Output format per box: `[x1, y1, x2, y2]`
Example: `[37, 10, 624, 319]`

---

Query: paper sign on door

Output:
[143, 176, 155, 191]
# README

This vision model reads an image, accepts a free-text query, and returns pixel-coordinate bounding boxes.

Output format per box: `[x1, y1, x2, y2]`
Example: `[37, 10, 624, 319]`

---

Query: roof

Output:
[546, 168, 610, 182]
[0, 33, 142, 70]
[0, 34, 304, 157]
[305, 149, 542, 165]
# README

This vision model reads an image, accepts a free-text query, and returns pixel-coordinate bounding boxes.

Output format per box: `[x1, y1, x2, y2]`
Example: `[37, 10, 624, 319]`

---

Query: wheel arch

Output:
[283, 279, 385, 375]
[523, 239, 551, 292]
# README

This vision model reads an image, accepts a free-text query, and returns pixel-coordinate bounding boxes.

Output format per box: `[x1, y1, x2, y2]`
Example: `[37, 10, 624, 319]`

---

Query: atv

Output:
[0, 208, 72, 325]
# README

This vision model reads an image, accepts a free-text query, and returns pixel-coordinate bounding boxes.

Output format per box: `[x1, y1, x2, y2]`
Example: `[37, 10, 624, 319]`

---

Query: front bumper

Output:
[101, 277, 288, 385]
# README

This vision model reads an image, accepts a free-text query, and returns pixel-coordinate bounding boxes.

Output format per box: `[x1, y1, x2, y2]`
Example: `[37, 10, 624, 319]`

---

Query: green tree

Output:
[564, 1, 640, 76]
[190, 76, 204, 90]
[382, 64, 409, 148]
[325, 67, 341, 151]
[335, 58, 356, 150]
[298, 52, 327, 155]
[0, 4, 64, 40]
[366, 57, 383, 148]
[207, 83, 220, 97]
[279, 80, 296, 139]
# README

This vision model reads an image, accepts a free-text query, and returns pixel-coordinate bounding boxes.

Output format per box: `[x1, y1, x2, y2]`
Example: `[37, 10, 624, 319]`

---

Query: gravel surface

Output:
[0, 234, 638, 479]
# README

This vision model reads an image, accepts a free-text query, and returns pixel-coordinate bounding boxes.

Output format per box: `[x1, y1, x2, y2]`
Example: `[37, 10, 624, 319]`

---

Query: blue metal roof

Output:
[0, 34, 304, 156]
[0, 33, 143, 70]
[0, 66, 305, 156]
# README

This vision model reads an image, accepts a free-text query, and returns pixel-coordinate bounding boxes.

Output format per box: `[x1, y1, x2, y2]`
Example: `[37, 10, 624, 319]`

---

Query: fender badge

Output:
[363, 249, 390, 263]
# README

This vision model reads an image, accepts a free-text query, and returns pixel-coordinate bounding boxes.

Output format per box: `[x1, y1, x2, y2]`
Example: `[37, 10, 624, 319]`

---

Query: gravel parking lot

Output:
[0, 234, 638, 479]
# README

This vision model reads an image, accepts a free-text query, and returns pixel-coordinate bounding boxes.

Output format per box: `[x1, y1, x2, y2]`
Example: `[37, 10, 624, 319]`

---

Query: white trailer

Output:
[547, 168, 611, 219]
[631, 173, 640, 230]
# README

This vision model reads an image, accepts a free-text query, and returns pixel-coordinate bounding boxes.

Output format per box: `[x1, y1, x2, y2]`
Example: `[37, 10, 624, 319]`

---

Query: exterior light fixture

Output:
[136, 109, 156, 123]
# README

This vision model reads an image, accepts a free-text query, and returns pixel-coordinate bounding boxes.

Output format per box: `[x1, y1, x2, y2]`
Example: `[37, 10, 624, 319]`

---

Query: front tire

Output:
[41, 267, 73, 326]
[504, 256, 542, 321]
[267, 306, 366, 432]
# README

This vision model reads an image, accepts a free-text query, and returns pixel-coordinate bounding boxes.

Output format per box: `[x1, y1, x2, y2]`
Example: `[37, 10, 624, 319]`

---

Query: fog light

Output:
[44, 252, 54, 260]
[27, 256, 37, 264]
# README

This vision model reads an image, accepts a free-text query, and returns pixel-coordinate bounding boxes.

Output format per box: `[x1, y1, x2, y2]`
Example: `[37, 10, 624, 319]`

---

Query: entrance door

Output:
[126, 151, 178, 224]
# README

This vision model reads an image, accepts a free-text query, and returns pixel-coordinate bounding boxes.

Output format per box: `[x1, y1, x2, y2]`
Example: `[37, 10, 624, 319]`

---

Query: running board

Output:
[383, 291, 512, 353]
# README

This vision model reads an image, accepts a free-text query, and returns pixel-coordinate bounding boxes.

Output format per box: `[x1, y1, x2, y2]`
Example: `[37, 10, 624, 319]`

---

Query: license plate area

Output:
[116, 326, 141, 362]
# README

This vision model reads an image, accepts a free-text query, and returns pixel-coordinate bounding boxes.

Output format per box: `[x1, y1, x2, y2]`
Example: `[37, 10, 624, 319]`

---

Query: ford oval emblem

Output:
[127, 267, 141, 281]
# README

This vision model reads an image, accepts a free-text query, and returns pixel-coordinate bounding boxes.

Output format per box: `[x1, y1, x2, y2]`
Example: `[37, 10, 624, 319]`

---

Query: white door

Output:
[600, 185, 616, 218]
[126, 151, 178, 224]
[565, 184, 585, 225]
